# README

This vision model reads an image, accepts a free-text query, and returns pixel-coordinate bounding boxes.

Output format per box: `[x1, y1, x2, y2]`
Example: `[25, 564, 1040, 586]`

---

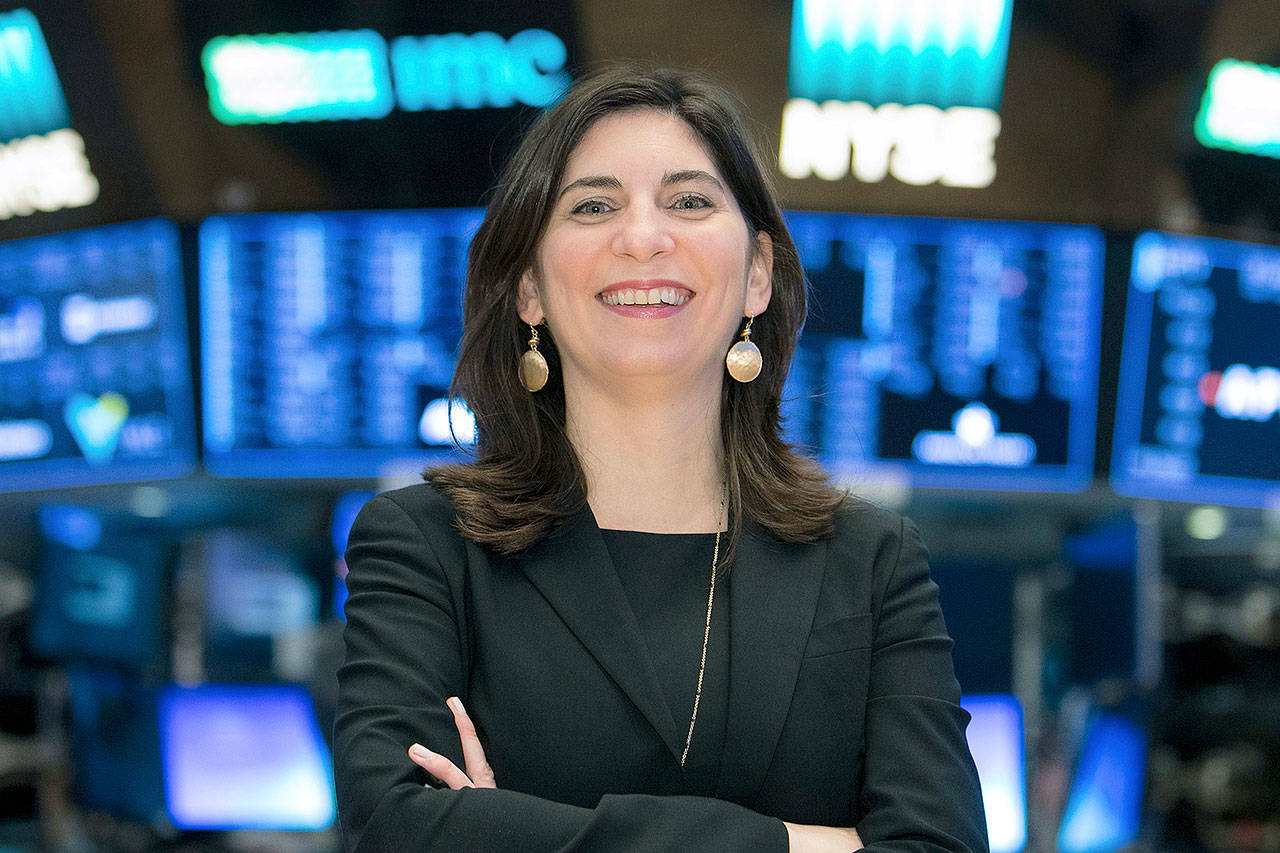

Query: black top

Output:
[598, 529, 729, 797]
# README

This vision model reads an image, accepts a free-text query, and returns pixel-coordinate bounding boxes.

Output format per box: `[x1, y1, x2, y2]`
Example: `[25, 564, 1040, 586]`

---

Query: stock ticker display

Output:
[1112, 231, 1280, 507]
[200, 209, 483, 477]
[783, 212, 1103, 491]
[0, 219, 196, 491]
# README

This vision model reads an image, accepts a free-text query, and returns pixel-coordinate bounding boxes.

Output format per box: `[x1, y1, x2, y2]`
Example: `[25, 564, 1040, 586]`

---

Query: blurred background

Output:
[0, 0, 1277, 850]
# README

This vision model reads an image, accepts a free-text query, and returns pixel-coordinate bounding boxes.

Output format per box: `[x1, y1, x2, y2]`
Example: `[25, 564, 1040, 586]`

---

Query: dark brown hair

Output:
[426, 64, 847, 567]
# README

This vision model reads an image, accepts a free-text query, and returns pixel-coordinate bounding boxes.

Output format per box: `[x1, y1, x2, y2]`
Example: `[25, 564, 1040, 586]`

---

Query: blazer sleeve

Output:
[857, 516, 989, 853]
[334, 491, 790, 853]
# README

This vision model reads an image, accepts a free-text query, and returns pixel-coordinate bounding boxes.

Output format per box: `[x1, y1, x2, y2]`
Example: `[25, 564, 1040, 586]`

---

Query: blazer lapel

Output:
[717, 521, 828, 804]
[517, 505, 687, 765]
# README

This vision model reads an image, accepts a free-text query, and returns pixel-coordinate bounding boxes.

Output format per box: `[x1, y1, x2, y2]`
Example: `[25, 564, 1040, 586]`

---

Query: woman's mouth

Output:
[599, 285, 692, 306]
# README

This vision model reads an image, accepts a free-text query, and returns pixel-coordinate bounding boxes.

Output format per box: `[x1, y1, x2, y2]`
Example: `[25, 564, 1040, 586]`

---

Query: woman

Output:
[335, 65, 987, 852]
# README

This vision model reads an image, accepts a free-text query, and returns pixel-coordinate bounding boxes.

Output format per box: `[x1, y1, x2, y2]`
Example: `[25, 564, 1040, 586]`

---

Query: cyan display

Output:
[787, 0, 1013, 109]
[1194, 59, 1280, 160]
[202, 30, 395, 124]
[0, 8, 72, 143]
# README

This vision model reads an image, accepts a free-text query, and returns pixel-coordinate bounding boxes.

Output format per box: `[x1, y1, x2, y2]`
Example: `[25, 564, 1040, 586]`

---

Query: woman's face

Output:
[518, 108, 772, 391]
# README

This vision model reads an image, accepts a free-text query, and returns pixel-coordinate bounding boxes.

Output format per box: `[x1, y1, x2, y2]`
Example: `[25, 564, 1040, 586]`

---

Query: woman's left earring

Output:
[726, 315, 763, 383]
[520, 323, 549, 392]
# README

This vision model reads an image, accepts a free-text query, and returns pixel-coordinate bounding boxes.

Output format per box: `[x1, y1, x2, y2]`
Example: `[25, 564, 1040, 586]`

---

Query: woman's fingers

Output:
[408, 743, 474, 789]
[447, 696, 497, 788]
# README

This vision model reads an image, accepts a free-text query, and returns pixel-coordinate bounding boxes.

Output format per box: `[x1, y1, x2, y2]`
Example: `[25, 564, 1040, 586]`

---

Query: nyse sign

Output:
[779, 97, 1000, 188]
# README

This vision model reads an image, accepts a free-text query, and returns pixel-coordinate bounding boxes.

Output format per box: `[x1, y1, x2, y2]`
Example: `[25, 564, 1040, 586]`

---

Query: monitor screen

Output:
[159, 683, 336, 831]
[0, 218, 196, 491]
[31, 511, 168, 668]
[961, 694, 1027, 853]
[200, 209, 482, 478]
[1057, 712, 1147, 853]
[783, 212, 1103, 491]
[1111, 230, 1280, 507]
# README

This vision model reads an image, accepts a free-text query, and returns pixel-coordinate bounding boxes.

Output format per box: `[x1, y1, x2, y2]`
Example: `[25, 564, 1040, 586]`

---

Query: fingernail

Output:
[448, 696, 465, 714]
[410, 744, 432, 759]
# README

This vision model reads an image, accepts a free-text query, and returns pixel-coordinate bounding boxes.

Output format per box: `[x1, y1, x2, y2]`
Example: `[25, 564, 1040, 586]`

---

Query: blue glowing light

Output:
[0, 9, 72, 143]
[1057, 714, 1146, 853]
[202, 30, 394, 124]
[160, 684, 336, 831]
[787, 0, 1013, 109]
[962, 694, 1027, 853]
[38, 503, 103, 551]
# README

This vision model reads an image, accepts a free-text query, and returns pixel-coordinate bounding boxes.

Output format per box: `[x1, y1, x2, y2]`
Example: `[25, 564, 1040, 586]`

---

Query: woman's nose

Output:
[611, 206, 675, 262]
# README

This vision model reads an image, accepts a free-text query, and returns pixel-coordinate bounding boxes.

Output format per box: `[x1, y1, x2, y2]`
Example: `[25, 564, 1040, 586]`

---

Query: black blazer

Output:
[335, 483, 987, 852]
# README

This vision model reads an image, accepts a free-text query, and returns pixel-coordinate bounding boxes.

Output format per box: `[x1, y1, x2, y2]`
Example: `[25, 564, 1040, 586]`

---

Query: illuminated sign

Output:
[392, 29, 568, 110]
[203, 28, 569, 124]
[779, 0, 1012, 188]
[202, 30, 393, 124]
[0, 9, 98, 217]
[0, 8, 71, 141]
[1194, 59, 1280, 160]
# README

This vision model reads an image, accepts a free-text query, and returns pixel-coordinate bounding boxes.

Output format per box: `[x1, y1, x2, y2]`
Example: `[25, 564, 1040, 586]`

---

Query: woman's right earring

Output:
[725, 315, 763, 383]
[520, 323, 549, 392]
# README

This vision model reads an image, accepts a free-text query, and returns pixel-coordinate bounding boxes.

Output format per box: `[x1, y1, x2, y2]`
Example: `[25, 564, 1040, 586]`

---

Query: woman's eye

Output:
[571, 199, 613, 216]
[672, 194, 712, 211]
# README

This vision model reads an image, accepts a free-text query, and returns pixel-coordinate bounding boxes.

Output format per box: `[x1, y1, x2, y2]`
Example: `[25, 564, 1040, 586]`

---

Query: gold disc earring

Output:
[520, 323, 549, 392]
[725, 315, 763, 383]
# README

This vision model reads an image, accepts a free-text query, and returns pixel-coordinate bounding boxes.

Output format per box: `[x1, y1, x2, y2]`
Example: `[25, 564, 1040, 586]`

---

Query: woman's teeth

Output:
[600, 287, 691, 306]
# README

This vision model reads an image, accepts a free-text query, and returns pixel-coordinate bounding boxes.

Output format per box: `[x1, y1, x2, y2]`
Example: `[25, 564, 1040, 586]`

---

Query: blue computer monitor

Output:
[158, 683, 336, 831]
[1057, 712, 1147, 853]
[31, 506, 168, 668]
[784, 212, 1104, 491]
[199, 209, 483, 478]
[961, 694, 1027, 853]
[1112, 230, 1280, 507]
[0, 218, 196, 491]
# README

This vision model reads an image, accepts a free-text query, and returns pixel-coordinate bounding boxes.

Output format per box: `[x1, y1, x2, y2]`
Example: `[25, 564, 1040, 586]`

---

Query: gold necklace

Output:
[679, 486, 724, 769]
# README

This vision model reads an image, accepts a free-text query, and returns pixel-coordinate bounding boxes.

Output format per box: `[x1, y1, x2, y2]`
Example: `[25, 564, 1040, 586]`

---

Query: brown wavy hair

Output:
[426, 64, 846, 568]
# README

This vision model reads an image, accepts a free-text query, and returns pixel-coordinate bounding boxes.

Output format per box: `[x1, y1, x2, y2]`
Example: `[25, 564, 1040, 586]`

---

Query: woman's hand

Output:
[407, 696, 498, 789]
[782, 821, 864, 852]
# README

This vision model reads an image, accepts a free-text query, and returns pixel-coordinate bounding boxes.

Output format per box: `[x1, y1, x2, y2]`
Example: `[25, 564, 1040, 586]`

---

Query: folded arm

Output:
[335, 491, 791, 852]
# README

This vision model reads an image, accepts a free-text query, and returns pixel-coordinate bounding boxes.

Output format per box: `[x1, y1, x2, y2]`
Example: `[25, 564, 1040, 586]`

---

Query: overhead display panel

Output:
[1112, 231, 1280, 507]
[0, 218, 196, 491]
[199, 209, 482, 478]
[779, 0, 1012, 188]
[783, 211, 1103, 492]
[177, 2, 578, 209]
[0, 0, 155, 240]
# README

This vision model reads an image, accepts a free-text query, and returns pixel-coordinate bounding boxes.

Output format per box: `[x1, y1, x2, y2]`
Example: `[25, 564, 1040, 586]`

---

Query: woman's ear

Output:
[517, 268, 544, 325]
[745, 231, 772, 317]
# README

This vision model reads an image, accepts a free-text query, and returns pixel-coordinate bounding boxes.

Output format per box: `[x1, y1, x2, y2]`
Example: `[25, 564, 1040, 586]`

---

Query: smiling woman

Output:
[334, 64, 988, 853]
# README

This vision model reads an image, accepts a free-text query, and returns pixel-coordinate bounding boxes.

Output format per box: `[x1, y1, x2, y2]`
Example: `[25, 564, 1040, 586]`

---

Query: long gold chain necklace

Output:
[679, 485, 725, 769]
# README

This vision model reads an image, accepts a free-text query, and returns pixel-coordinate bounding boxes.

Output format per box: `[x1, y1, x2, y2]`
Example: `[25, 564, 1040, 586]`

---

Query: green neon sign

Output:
[202, 30, 395, 124]
[1194, 59, 1280, 160]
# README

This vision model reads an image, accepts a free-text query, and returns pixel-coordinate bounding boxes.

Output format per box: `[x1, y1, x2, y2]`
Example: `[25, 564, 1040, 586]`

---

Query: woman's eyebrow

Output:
[662, 169, 724, 192]
[556, 170, 725, 201]
[557, 175, 621, 201]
